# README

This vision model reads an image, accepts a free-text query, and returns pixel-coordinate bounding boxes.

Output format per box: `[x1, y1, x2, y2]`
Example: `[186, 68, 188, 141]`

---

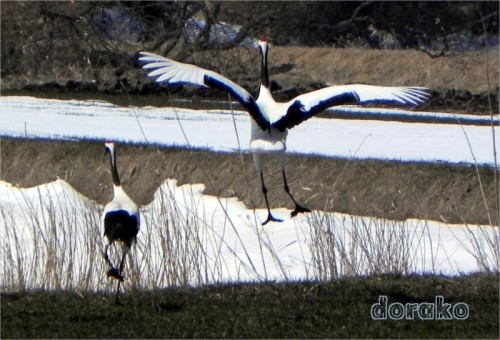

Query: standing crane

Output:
[101, 142, 140, 304]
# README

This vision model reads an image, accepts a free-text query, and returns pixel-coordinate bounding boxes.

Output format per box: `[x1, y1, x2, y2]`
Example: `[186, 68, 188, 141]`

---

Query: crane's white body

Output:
[102, 185, 140, 228]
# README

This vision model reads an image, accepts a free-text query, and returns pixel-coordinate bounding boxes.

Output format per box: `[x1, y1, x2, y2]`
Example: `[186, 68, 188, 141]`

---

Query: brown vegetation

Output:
[1, 1, 498, 112]
[1, 137, 497, 226]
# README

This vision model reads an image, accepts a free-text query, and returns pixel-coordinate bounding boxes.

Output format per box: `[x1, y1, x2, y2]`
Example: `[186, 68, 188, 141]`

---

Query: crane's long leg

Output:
[102, 244, 114, 268]
[103, 243, 120, 276]
[114, 246, 129, 305]
[103, 243, 123, 280]
[115, 280, 122, 305]
[282, 170, 311, 217]
[114, 254, 126, 305]
[260, 172, 283, 225]
[103, 242, 124, 304]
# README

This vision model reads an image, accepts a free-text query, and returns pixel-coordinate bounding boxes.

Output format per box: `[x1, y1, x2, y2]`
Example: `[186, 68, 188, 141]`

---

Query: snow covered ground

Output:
[1, 178, 498, 292]
[1, 96, 498, 165]
[0, 96, 498, 291]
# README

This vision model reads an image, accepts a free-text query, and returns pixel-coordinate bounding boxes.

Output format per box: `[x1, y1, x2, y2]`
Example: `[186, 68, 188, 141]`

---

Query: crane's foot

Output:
[262, 212, 283, 225]
[291, 204, 311, 217]
[107, 268, 124, 281]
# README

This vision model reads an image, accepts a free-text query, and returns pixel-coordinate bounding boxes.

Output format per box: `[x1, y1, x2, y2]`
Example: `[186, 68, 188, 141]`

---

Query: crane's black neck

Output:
[108, 147, 121, 187]
[260, 45, 269, 89]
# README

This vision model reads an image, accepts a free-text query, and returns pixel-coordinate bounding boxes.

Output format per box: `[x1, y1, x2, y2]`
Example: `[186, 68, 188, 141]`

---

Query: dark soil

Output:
[1, 137, 498, 226]
[1, 273, 498, 339]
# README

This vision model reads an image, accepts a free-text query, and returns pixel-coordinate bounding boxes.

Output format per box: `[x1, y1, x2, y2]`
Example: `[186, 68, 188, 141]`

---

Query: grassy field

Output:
[1, 273, 498, 339]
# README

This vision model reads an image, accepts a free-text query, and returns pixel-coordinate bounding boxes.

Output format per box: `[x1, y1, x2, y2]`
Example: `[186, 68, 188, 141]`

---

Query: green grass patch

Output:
[2, 273, 498, 339]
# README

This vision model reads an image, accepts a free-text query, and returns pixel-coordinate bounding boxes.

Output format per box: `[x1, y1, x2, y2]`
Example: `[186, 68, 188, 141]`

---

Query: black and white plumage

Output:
[102, 142, 140, 304]
[138, 39, 430, 225]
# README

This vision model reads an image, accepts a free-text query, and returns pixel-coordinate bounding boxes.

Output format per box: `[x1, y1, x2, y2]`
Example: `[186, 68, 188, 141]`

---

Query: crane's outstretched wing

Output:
[272, 84, 430, 131]
[138, 52, 270, 130]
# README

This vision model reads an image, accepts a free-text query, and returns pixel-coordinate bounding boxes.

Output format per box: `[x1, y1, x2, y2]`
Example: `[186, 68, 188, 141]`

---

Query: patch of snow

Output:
[0, 96, 498, 166]
[1, 179, 498, 291]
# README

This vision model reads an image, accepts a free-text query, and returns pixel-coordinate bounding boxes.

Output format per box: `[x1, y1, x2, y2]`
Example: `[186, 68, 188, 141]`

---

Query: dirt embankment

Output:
[1, 138, 497, 226]
[267, 47, 499, 113]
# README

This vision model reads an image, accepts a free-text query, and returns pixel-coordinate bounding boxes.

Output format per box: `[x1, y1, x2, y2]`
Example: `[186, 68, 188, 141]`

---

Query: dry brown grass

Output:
[212, 46, 499, 94]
